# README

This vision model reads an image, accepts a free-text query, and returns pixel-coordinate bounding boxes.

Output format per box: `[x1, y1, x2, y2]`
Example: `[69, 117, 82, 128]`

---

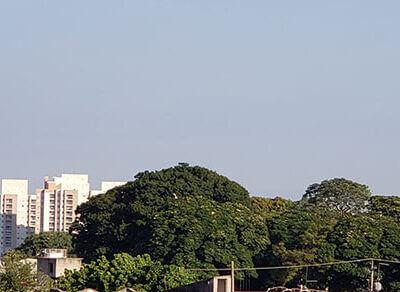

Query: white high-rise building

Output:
[37, 174, 89, 232]
[0, 179, 32, 254]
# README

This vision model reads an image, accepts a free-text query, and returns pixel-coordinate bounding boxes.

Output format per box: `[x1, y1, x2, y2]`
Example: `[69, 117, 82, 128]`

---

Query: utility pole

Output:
[231, 261, 235, 292]
[370, 259, 374, 292]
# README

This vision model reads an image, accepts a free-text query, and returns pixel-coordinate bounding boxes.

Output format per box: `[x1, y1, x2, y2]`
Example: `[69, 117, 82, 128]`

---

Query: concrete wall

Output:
[38, 257, 82, 278]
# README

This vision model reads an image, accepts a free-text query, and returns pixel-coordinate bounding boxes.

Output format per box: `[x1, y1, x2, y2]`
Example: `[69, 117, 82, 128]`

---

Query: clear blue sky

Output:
[1, 1, 399, 199]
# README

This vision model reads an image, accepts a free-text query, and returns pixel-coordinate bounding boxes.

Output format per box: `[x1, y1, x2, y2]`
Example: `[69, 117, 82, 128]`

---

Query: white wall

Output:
[101, 181, 126, 193]
[54, 174, 90, 205]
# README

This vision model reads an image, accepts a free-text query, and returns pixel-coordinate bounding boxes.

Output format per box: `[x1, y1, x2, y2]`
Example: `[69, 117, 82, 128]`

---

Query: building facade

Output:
[36, 175, 82, 232]
[0, 179, 32, 254]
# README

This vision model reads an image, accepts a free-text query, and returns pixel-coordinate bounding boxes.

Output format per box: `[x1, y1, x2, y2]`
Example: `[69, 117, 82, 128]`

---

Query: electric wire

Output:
[186, 258, 400, 271]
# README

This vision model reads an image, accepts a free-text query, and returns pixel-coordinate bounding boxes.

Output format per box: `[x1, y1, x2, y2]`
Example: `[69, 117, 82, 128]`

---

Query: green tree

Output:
[302, 178, 371, 216]
[58, 253, 197, 292]
[327, 215, 400, 291]
[0, 251, 52, 292]
[71, 164, 253, 262]
[259, 206, 336, 289]
[149, 195, 269, 276]
[16, 232, 73, 258]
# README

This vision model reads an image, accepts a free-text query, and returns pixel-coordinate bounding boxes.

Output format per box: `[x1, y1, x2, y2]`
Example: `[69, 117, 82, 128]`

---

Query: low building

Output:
[166, 275, 232, 292]
[37, 249, 82, 278]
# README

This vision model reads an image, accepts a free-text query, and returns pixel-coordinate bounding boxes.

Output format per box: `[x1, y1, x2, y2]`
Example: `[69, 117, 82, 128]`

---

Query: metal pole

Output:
[370, 259, 374, 292]
[305, 266, 309, 288]
[231, 261, 235, 292]
[377, 263, 380, 279]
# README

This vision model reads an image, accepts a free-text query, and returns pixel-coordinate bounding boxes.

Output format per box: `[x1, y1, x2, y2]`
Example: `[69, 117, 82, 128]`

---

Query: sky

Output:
[1, 1, 400, 199]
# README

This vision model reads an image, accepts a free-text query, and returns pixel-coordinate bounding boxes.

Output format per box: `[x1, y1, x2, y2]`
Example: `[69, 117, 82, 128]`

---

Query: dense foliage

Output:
[64, 164, 400, 292]
[16, 231, 73, 257]
[58, 253, 197, 292]
[71, 163, 256, 265]
[0, 251, 52, 292]
[369, 195, 400, 218]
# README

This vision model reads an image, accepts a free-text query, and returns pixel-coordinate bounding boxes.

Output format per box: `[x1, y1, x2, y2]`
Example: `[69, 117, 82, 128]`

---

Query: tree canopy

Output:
[302, 178, 371, 216]
[71, 164, 257, 266]
[16, 232, 73, 258]
[148, 195, 269, 275]
[58, 253, 197, 292]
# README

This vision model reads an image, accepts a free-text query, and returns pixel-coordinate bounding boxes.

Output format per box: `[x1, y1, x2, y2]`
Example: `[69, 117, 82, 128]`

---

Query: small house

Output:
[37, 248, 82, 278]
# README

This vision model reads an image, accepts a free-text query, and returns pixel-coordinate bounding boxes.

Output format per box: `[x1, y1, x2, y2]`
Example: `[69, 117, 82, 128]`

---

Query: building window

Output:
[6, 199, 12, 203]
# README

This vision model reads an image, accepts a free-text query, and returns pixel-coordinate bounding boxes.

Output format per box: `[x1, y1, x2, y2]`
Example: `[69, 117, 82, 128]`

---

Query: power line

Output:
[186, 258, 400, 272]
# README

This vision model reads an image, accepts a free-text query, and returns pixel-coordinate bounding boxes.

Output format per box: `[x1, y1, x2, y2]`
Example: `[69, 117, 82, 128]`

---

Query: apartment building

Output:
[0, 174, 126, 255]
[0, 179, 32, 254]
[37, 175, 87, 232]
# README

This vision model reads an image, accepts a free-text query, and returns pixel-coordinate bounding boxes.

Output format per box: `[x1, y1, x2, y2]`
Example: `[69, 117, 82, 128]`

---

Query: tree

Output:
[302, 178, 371, 216]
[58, 253, 197, 292]
[16, 232, 73, 258]
[258, 205, 336, 289]
[0, 251, 52, 292]
[148, 195, 269, 276]
[71, 164, 253, 262]
[327, 215, 400, 291]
